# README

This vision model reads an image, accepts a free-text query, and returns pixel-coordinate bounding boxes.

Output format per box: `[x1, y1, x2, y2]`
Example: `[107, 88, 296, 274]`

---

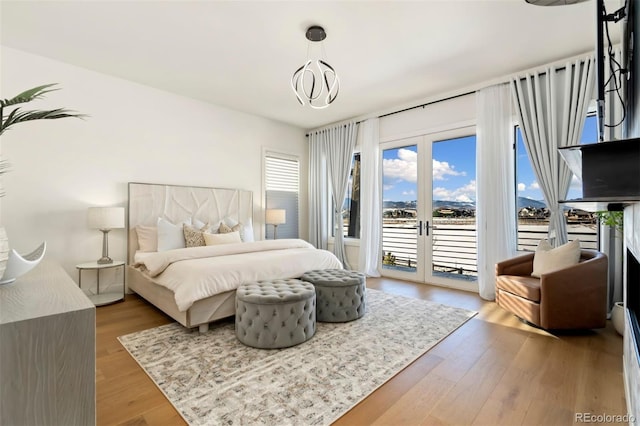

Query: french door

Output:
[381, 127, 477, 290]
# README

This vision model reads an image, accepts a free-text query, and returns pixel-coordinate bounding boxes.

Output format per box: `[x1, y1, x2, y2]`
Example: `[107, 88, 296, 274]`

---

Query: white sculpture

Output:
[0, 242, 46, 285]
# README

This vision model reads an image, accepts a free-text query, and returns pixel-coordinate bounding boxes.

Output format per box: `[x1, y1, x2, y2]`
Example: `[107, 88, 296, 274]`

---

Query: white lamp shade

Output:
[265, 209, 286, 225]
[88, 207, 125, 230]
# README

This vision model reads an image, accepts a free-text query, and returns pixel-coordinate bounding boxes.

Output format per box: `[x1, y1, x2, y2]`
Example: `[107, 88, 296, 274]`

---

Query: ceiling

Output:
[0, 0, 620, 130]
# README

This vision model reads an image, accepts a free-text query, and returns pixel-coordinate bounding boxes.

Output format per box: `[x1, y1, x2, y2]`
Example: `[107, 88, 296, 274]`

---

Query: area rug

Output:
[118, 289, 476, 425]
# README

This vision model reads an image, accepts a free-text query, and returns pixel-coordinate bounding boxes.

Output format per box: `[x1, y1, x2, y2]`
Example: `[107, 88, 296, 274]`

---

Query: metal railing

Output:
[378, 218, 598, 276]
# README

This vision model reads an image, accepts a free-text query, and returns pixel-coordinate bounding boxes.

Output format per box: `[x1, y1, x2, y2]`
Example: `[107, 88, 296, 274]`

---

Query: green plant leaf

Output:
[0, 107, 85, 135]
[0, 83, 59, 108]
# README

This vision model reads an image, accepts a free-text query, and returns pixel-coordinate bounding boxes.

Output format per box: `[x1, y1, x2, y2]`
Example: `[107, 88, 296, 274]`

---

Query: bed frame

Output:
[127, 182, 253, 332]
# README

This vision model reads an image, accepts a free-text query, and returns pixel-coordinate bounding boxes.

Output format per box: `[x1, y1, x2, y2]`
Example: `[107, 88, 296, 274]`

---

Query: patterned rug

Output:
[118, 289, 476, 425]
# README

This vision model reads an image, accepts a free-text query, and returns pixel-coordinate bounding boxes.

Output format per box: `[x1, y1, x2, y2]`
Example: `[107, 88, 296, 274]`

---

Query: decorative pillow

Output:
[135, 225, 157, 252]
[183, 223, 209, 248]
[157, 217, 191, 251]
[219, 221, 241, 234]
[203, 230, 242, 246]
[192, 218, 211, 232]
[220, 218, 255, 242]
[531, 239, 581, 278]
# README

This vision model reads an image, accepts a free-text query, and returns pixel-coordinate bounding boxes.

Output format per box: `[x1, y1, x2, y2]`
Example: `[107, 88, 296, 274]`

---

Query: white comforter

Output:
[134, 239, 343, 312]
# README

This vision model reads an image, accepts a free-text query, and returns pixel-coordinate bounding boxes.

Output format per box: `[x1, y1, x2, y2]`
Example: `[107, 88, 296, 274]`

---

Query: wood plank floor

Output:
[96, 277, 627, 425]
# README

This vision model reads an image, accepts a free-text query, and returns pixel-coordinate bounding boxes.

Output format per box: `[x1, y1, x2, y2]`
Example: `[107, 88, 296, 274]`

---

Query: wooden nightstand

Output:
[76, 260, 125, 306]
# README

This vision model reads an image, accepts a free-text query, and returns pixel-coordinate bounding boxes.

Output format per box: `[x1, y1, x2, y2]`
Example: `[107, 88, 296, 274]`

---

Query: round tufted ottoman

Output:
[235, 279, 316, 349]
[300, 269, 366, 323]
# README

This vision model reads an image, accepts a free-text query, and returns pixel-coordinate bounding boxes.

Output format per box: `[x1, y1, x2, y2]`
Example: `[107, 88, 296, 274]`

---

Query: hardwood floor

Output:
[96, 277, 627, 425]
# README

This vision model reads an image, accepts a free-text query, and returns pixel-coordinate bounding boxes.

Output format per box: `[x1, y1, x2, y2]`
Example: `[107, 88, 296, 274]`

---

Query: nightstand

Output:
[76, 260, 125, 306]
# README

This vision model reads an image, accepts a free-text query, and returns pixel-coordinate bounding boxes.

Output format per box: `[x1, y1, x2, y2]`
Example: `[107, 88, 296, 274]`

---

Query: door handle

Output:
[418, 220, 423, 236]
[425, 220, 430, 236]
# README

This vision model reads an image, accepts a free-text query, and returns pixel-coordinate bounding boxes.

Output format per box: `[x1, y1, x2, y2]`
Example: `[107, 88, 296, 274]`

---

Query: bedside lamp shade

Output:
[88, 207, 125, 230]
[88, 207, 124, 264]
[265, 209, 286, 240]
[265, 209, 286, 225]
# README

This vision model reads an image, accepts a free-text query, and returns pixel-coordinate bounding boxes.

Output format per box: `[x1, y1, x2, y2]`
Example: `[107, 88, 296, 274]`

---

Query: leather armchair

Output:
[495, 249, 608, 330]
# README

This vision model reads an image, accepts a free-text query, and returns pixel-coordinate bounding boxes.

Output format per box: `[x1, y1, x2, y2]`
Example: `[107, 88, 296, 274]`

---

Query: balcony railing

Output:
[377, 218, 598, 276]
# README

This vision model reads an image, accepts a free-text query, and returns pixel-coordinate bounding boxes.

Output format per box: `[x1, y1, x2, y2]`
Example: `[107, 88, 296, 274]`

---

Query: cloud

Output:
[517, 183, 526, 192]
[433, 180, 476, 202]
[402, 189, 416, 196]
[382, 150, 466, 184]
[383, 184, 394, 191]
[433, 159, 465, 181]
[529, 181, 540, 190]
[382, 148, 417, 182]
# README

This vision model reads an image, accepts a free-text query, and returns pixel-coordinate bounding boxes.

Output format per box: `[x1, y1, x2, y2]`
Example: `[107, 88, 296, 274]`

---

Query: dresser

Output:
[0, 259, 96, 426]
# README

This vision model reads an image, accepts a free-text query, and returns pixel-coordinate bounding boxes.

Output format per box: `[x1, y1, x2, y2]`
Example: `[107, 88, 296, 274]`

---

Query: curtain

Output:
[308, 133, 328, 249]
[476, 84, 517, 300]
[358, 118, 381, 277]
[325, 122, 358, 268]
[308, 122, 358, 267]
[511, 57, 595, 247]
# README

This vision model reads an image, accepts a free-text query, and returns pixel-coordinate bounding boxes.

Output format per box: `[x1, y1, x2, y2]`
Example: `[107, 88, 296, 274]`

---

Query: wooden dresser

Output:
[0, 259, 96, 426]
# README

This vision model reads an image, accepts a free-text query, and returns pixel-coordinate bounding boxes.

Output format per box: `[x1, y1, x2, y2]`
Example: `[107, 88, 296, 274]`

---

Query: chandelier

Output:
[291, 25, 340, 109]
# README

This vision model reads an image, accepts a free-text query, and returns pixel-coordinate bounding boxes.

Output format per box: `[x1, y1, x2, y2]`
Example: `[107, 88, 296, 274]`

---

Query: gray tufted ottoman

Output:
[300, 269, 366, 322]
[235, 279, 316, 349]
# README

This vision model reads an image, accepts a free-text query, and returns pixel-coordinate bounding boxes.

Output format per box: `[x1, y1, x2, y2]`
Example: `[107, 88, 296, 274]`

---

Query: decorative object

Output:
[118, 289, 475, 426]
[88, 207, 124, 264]
[265, 208, 286, 239]
[0, 241, 46, 285]
[612, 301, 625, 335]
[290, 25, 340, 109]
[0, 84, 84, 276]
[0, 227, 9, 280]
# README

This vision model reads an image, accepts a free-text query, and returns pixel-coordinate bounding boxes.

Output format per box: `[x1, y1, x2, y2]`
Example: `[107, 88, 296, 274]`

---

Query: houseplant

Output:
[0, 83, 84, 280]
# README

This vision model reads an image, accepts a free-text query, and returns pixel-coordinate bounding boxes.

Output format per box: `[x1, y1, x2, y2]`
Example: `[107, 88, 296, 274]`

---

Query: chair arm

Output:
[496, 253, 535, 277]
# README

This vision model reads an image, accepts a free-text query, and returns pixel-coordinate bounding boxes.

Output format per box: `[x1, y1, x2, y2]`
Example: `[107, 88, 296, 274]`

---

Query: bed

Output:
[127, 182, 342, 332]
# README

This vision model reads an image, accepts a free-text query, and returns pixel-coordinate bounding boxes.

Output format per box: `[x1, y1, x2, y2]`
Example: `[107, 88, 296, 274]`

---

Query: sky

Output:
[382, 115, 599, 204]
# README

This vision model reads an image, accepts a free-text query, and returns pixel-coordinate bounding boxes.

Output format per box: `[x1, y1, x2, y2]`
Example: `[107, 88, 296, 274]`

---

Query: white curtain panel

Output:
[324, 122, 359, 268]
[358, 118, 382, 277]
[511, 57, 595, 247]
[308, 134, 328, 250]
[476, 84, 517, 300]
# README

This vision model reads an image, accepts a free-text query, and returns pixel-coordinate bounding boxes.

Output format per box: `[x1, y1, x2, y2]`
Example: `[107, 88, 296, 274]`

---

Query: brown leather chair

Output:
[495, 249, 608, 330]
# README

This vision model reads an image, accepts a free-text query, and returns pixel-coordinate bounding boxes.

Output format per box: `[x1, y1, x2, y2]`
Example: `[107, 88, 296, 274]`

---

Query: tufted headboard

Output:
[127, 182, 253, 264]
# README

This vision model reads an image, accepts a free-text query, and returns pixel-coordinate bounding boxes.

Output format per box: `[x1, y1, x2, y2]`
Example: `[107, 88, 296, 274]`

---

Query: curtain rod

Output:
[305, 90, 475, 137]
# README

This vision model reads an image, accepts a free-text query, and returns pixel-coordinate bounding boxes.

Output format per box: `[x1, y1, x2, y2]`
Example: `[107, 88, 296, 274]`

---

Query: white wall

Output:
[1, 47, 307, 282]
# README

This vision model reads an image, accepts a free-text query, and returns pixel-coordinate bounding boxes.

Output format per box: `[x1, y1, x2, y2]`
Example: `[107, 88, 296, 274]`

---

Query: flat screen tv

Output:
[559, 138, 640, 201]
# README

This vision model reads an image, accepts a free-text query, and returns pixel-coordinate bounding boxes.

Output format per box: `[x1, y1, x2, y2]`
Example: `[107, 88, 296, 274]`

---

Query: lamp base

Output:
[97, 256, 114, 265]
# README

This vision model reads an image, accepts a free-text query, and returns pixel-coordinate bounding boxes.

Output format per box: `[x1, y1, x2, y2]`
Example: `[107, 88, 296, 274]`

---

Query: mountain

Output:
[382, 197, 547, 211]
[517, 197, 547, 209]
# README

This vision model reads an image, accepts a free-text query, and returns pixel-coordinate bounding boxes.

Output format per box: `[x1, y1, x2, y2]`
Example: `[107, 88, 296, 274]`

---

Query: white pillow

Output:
[203, 231, 242, 246]
[157, 217, 191, 251]
[242, 220, 255, 242]
[135, 225, 157, 252]
[531, 239, 581, 278]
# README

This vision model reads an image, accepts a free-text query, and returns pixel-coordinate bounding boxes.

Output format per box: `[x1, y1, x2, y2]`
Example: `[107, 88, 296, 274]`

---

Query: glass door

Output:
[381, 128, 477, 289]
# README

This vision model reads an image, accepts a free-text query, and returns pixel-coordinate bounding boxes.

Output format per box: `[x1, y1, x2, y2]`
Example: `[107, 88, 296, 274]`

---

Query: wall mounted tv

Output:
[559, 137, 640, 201]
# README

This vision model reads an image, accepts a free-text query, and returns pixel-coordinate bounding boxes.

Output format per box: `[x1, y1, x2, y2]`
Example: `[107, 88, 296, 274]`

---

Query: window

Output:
[515, 114, 598, 251]
[265, 153, 299, 239]
[342, 153, 361, 239]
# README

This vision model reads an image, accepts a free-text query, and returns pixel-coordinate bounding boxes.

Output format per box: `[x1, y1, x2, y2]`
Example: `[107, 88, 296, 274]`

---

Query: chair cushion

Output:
[531, 239, 581, 278]
[496, 274, 541, 302]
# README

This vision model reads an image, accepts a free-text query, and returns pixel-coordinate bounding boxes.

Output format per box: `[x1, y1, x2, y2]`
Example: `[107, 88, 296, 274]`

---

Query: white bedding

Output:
[134, 239, 343, 311]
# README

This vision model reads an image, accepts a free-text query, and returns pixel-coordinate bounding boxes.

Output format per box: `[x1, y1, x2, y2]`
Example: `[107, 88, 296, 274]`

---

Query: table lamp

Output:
[265, 209, 286, 239]
[88, 206, 125, 264]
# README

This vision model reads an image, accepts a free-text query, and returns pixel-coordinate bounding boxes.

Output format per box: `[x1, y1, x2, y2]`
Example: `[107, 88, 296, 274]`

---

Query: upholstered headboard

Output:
[127, 182, 253, 264]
